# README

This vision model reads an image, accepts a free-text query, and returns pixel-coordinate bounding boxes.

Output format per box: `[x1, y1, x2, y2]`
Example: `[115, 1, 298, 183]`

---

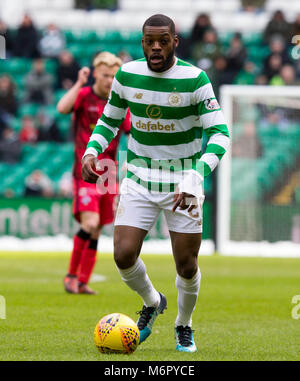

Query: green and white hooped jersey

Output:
[85, 57, 230, 192]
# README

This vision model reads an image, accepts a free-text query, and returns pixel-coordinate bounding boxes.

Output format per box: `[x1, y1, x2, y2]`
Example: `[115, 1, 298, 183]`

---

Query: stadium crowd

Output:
[0, 9, 299, 197]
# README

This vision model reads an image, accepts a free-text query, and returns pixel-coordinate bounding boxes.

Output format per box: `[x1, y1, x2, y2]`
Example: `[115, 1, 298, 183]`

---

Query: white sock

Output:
[116, 257, 160, 307]
[175, 267, 201, 328]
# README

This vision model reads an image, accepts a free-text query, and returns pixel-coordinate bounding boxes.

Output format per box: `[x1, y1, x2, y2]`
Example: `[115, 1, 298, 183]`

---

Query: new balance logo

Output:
[134, 93, 143, 99]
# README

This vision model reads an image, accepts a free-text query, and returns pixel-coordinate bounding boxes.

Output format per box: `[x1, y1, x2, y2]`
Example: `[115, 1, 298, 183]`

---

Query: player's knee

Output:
[81, 218, 100, 235]
[178, 266, 198, 279]
[176, 256, 198, 279]
[114, 243, 137, 269]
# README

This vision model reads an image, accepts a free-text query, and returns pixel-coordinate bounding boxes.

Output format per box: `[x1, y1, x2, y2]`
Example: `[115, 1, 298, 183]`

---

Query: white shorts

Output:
[114, 178, 203, 234]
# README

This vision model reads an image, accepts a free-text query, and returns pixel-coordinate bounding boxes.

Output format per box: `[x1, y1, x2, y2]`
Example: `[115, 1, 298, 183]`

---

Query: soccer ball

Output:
[94, 313, 140, 354]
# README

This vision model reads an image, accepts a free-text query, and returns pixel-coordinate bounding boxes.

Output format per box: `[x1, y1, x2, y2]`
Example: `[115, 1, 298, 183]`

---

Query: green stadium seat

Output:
[57, 111, 71, 121]
[127, 45, 143, 59]
[123, 30, 142, 43]
[68, 41, 106, 60]
[57, 118, 72, 140]
[68, 43, 87, 60]
[94, 30, 106, 41]
[10, 118, 22, 133]
[24, 143, 52, 166]
[66, 29, 97, 44]
[57, 112, 71, 126]
[58, 120, 72, 140]
[218, 31, 234, 47]
[257, 170, 273, 190]
[16, 88, 25, 103]
[45, 59, 58, 75]
[80, 30, 98, 43]
[57, 142, 73, 152]
[43, 105, 58, 119]
[13, 75, 25, 90]
[84, 43, 103, 58]
[242, 32, 263, 47]
[63, 29, 73, 44]
[49, 168, 66, 181]
[248, 45, 270, 61]
[21, 144, 34, 160]
[0, 57, 31, 75]
[0, 163, 8, 175]
[2, 174, 18, 188]
[12, 167, 28, 179]
[104, 43, 124, 55]
[18, 103, 40, 118]
[103, 30, 122, 43]
[79, 57, 92, 67]
[25, 153, 44, 167]
[13, 185, 24, 197]
[54, 89, 68, 104]
[50, 153, 66, 167]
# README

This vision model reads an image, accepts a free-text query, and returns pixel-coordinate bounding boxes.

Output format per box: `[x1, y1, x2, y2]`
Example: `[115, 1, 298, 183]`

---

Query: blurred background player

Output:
[57, 52, 131, 294]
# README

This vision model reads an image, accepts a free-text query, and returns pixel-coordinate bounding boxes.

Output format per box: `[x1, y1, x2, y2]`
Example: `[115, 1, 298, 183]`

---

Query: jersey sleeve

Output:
[84, 69, 128, 157]
[73, 87, 86, 112]
[194, 71, 230, 177]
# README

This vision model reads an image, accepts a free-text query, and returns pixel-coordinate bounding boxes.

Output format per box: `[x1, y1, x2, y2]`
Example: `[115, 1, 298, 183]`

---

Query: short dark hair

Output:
[143, 14, 175, 35]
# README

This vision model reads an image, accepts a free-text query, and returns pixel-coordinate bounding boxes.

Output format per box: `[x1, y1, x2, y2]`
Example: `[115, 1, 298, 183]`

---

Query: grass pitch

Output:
[0, 251, 299, 361]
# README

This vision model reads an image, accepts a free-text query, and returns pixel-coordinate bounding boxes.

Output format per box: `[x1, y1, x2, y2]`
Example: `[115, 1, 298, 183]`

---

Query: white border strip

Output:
[222, 241, 300, 258]
[0, 235, 215, 255]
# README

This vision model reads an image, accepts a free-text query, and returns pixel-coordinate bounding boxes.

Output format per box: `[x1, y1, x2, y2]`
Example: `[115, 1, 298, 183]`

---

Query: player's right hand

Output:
[77, 67, 90, 86]
[81, 154, 100, 183]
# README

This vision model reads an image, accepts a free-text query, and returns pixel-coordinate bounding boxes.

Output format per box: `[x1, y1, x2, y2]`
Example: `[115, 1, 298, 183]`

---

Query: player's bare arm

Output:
[81, 154, 100, 183]
[56, 67, 90, 114]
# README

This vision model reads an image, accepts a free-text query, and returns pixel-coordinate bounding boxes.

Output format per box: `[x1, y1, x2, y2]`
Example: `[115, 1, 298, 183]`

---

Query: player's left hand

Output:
[172, 191, 198, 213]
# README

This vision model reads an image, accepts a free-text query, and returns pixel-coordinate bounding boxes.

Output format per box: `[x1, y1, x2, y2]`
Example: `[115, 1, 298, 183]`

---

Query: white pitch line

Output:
[90, 274, 107, 283]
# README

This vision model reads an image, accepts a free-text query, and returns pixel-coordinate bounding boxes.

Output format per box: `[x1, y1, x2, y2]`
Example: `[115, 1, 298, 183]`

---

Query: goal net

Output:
[218, 85, 300, 257]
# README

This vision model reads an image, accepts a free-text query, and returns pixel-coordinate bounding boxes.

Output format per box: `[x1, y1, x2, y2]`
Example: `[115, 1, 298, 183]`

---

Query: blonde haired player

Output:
[57, 52, 131, 294]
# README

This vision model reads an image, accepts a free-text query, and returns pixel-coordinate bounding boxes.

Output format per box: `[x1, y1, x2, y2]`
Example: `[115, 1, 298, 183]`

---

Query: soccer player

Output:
[81, 15, 230, 351]
[57, 52, 130, 294]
